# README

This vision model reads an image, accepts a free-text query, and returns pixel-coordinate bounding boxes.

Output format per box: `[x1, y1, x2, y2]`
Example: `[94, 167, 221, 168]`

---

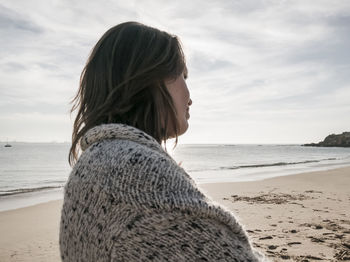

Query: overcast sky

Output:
[0, 0, 349, 144]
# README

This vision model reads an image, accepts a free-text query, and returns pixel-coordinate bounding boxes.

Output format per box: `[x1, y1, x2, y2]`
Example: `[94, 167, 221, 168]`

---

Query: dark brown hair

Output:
[69, 21, 187, 165]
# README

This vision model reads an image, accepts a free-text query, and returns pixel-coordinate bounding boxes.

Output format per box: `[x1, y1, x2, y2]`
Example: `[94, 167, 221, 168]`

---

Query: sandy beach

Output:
[200, 166, 350, 261]
[0, 167, 349, 262]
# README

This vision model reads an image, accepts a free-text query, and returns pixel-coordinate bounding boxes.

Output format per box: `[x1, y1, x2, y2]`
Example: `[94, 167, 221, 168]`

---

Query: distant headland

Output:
[303, 132, 350, 147]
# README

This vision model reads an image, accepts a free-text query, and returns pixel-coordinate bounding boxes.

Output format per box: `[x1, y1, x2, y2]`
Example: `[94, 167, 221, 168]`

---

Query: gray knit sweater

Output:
[59, 123, 267, 261]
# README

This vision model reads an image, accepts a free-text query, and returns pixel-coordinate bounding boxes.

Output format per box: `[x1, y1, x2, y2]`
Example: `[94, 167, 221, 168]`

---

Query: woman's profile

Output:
[59, 21, 267, 261]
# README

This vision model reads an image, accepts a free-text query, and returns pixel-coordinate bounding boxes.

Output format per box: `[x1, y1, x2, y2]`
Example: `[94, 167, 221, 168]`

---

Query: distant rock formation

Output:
[303, 132, 350, 147]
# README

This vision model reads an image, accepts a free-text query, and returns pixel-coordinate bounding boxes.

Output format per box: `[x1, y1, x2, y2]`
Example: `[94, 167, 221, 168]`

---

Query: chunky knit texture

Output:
[59, 123, 268, 261]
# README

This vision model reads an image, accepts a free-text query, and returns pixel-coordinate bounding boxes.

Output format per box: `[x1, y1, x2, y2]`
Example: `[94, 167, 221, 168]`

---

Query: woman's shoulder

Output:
[68, 136, 205, 208]
[75, 123, 173, 169]
[78, 137, 172, 171]
[67, 123, 206, 211]
[72, 137, 187, 190]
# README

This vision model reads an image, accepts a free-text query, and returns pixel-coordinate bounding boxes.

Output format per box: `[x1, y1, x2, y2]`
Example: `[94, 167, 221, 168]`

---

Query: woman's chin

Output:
[166, 119, 189, 139]
[178, 121, 189, 136]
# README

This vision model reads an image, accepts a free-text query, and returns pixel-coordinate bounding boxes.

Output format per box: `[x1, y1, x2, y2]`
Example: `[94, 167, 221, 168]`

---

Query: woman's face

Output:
[165, 72, 192, 137]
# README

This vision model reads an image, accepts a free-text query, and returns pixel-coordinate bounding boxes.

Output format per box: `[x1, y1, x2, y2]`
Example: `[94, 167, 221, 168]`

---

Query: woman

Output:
[59, 21, 267, 261]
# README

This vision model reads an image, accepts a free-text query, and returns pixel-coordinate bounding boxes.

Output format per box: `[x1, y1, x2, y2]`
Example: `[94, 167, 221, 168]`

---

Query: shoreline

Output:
[1, 163, 350, 212]
[0, 187, 64, 212]
[0, 166, 349, 261]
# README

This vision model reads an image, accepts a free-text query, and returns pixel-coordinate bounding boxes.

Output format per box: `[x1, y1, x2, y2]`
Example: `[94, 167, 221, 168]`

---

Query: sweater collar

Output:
[81, 123, 166, 154]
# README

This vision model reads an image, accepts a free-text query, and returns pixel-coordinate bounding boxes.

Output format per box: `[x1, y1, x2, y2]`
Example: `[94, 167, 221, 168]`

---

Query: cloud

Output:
[0, 0, 349, 143]
[0, 112, 72, 142]
[0, 4, 43, 34]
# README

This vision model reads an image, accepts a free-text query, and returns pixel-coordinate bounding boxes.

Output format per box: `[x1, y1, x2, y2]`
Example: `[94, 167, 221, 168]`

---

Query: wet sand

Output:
[0, 166, 349, 261]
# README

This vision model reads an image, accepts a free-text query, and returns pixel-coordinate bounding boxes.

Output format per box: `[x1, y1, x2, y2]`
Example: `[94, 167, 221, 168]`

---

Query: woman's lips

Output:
[186, 108, 190, 119]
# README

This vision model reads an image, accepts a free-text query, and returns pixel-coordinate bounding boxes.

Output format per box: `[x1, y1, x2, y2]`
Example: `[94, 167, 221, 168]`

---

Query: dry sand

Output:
[0, 200, 63, 261]
[0, 166, 349, 261]
[200, 166, 350, 261]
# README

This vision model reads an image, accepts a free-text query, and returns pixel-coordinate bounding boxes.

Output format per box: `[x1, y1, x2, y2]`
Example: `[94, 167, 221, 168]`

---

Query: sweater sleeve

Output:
[110, 210, 267, 262]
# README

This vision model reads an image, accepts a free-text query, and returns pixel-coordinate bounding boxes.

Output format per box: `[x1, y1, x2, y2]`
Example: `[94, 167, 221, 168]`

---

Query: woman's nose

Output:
[188, 98, 193, 106]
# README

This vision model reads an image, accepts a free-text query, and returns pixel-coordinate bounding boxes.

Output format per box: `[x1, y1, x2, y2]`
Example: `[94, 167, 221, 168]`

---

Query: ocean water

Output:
[0, 143, 70, 196]
[1, 142, 350, 211]
[171, 144, 350, 183]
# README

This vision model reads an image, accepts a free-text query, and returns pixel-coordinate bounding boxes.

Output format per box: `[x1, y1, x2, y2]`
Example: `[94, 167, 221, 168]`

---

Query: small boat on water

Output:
[4, 139, 12, 147]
